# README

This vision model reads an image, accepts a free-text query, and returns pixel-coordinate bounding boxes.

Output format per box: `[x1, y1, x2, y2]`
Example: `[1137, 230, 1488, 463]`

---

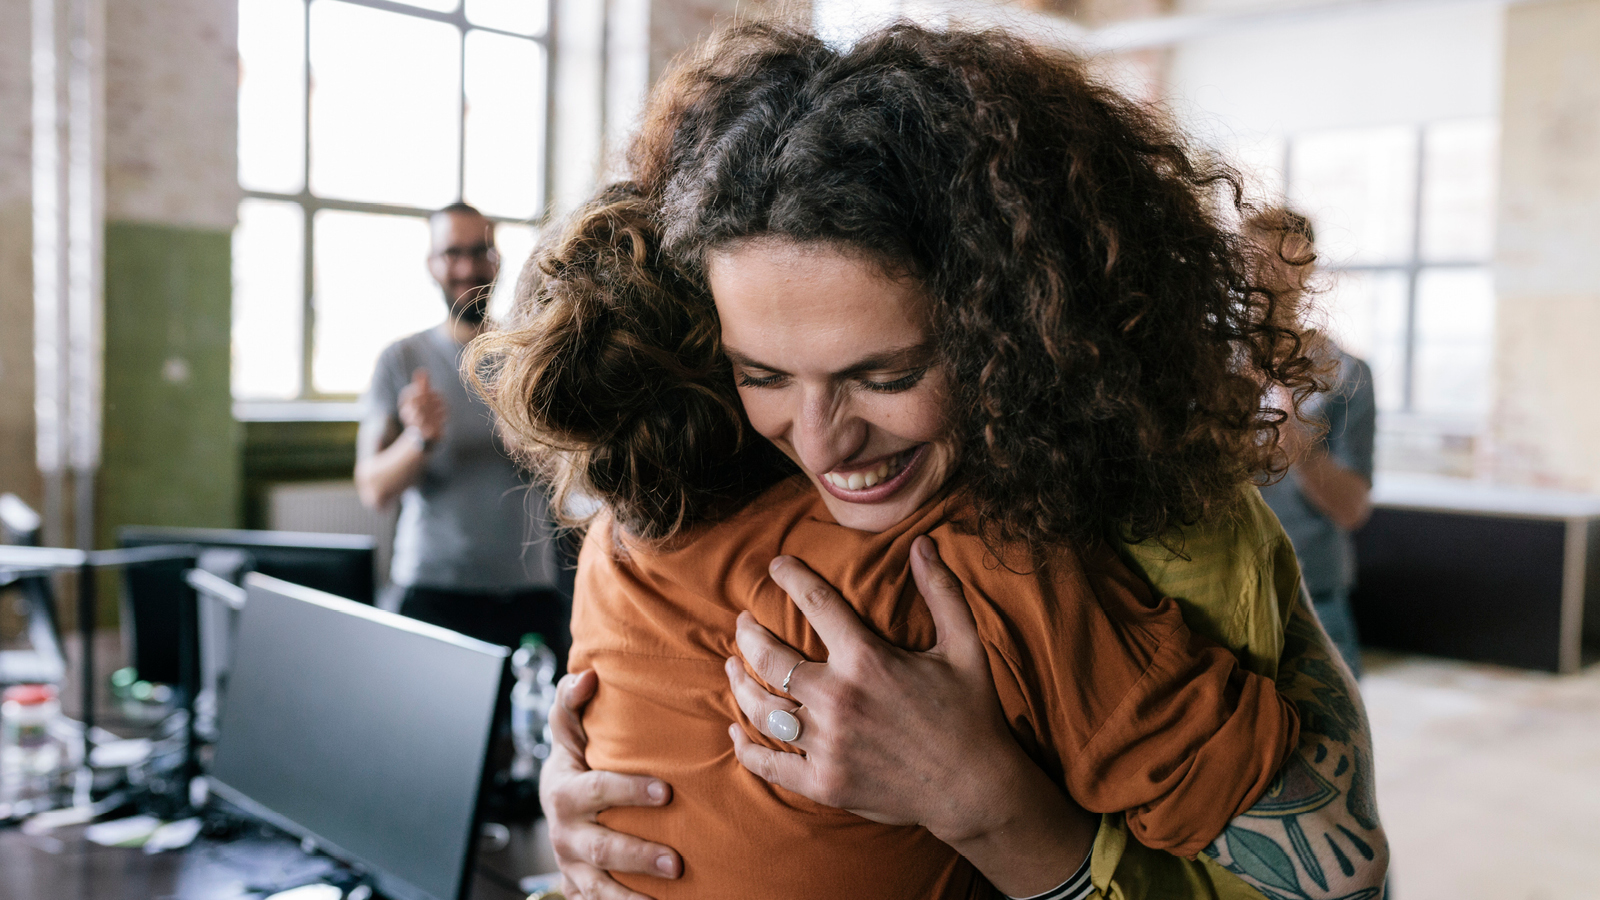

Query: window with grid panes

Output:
[1286, 120, 1498, 431]
[1225, 119, 1498, 476]
[233, 0, 551, 401]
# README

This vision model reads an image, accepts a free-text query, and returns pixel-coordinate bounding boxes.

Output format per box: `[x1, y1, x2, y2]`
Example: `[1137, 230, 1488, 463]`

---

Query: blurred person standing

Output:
[1252, 209, 1376, 679]
[355, 202, 567, 662]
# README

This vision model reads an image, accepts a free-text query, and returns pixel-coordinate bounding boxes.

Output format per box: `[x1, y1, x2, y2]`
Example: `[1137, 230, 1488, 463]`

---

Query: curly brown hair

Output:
[469, 20, 1318, 549]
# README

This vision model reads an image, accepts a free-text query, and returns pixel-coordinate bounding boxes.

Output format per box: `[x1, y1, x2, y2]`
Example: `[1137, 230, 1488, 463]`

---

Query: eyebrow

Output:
[724, 342, 934, 378]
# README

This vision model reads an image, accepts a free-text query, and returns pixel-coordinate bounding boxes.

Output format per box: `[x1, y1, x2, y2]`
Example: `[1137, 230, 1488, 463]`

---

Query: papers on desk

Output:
[80, 814, 202, 853]
[18, 791, 129, 835]
[20, 802, 100, 835]
[143, 817, 203, 853]
[84, 815, 162, 847]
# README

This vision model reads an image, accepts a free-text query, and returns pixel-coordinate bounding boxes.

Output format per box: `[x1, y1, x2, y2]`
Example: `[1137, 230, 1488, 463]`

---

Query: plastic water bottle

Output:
[509, 634, 558, 781]
[1, 684, 67, 803]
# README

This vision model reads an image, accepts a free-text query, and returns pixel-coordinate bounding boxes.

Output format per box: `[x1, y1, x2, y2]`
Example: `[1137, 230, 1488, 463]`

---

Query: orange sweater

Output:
[572, 477, 1298, 899]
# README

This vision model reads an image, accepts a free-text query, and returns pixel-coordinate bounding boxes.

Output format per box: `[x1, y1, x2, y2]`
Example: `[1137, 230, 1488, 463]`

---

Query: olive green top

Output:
[1092, 486, 1303, 900]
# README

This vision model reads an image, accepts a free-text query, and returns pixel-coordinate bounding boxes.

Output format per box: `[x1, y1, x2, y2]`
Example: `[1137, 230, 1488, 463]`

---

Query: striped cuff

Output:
[1006, 851, 1094, 900]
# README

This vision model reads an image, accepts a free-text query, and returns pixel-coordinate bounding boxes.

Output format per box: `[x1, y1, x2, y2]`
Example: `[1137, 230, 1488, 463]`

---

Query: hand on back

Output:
[538, 537, 1072, 896]
[541, 670, 680, 900]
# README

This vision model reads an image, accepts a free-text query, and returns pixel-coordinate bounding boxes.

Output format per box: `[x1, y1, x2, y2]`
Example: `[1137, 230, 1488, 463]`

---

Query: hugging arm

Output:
[1202, 590, 1389, 899]
[736, 546, 1387, 899]
[531, 539, 1095, 900]
[538, 670, 681, 900]
[538, 546, 1387, 900]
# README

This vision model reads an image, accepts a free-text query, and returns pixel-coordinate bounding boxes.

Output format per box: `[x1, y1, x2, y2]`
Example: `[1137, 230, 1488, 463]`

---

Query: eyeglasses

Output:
[434, 243, 499, 263]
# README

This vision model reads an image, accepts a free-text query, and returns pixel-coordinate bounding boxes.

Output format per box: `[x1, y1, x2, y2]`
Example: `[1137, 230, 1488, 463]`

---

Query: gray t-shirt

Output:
[363, 325, 557, 590]
[1259, 345, 1377, 596]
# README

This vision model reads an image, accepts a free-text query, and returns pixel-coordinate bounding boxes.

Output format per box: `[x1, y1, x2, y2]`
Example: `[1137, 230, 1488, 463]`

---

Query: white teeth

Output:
[825, 450, 915, 492]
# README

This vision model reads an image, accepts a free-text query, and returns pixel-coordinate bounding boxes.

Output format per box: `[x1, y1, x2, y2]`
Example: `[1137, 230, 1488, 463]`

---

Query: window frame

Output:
[1280, 119, 1497, 429]
[239, 0, 557, 403]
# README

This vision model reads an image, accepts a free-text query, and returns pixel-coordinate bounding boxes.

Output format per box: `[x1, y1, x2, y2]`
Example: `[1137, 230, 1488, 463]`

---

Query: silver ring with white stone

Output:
[766, 708, 802, 743]
[781, 659, 806, 694]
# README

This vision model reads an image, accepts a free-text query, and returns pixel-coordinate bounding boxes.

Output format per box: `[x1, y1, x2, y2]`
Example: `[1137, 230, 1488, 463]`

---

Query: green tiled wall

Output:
[99, 221, 240, 601]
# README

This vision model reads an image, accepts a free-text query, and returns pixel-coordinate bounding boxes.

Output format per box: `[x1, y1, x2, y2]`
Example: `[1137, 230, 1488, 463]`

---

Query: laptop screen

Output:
[209, 573, 507, 900]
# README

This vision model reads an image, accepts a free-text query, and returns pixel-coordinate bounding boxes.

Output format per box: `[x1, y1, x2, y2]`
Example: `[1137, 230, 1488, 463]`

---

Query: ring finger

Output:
[725, 656, 814, 747]
[733, 611, 814, 698]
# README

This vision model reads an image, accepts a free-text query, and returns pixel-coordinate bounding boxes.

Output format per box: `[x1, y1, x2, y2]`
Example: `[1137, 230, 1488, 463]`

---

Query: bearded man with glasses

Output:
[354, 201, 568, 668]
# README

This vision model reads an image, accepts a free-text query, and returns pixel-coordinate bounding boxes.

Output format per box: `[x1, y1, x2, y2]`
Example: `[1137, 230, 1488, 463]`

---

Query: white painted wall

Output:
[1490, 0, 1600, 492]
[105, 0, 239, 229]
[1166, 1, 1503, 150]
[1496, 0, 1600, 299]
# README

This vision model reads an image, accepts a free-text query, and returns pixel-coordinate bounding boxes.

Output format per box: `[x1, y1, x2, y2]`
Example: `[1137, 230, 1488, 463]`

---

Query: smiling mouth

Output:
[817, 445, 926, 502]
[822, 447, 917, 490]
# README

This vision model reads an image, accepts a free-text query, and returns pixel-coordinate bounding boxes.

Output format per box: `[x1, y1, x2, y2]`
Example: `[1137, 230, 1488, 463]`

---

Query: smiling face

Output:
[428, 209, 499, 323]
[708, 239, 957, 534]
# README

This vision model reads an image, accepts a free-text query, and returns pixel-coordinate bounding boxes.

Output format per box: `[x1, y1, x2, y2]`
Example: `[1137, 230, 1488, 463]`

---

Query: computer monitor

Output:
[209, 574, 508, 900]
[118, 526, 376, 685]
[0, 494, 65, 686]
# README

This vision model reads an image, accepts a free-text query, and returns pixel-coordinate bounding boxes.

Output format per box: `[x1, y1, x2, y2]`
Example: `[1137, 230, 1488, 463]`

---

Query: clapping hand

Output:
[398, 368, 448, 444]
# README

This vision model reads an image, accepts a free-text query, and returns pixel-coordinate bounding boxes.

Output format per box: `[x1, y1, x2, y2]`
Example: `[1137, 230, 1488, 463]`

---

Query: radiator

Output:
[266, 480, 396, 588]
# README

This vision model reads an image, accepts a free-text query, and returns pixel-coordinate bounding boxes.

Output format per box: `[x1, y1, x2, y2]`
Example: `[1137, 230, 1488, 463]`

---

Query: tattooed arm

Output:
[1204, 589, 1390, 900]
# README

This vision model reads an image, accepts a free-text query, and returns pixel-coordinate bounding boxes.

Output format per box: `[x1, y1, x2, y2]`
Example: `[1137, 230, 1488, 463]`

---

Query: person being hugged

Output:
[473, 20, 1385, 900]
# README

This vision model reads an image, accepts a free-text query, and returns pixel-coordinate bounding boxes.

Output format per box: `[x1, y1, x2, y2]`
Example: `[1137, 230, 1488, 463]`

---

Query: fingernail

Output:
[648, 781, 666, 803]
[657, 853, 676, 876]
[916, 536, 934, 559]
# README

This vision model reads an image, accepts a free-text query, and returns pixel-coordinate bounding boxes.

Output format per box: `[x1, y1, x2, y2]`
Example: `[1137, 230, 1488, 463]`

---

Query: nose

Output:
[789, 386, 865, 476]
[451, 252, 482, 281]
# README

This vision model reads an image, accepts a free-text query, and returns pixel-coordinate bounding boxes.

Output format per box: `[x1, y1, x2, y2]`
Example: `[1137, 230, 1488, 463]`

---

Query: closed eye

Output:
[859, 368, 928, 393]
[736, 370, 788, 389]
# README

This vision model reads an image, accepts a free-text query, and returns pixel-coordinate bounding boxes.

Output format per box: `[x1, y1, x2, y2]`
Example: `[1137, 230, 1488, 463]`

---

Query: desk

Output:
[0, 819, 541, 900]
[1351, 476, 1600, 673]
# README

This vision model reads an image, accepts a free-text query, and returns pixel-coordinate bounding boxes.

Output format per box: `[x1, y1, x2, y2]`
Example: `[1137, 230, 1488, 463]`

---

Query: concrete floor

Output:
[1362, 651, 1600, 900]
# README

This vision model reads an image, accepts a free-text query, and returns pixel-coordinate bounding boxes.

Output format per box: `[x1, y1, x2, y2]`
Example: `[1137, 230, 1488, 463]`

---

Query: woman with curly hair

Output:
[474, 20, 1387, 900]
